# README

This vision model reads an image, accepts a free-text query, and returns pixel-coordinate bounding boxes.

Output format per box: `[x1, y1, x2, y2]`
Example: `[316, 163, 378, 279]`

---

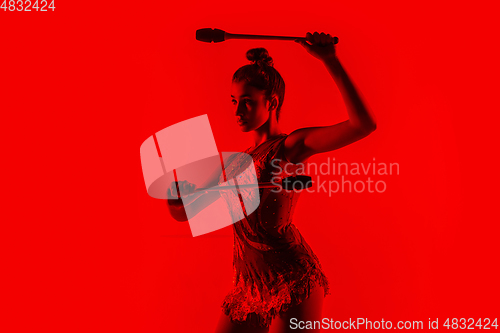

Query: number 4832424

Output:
[1, 0, 55, 11]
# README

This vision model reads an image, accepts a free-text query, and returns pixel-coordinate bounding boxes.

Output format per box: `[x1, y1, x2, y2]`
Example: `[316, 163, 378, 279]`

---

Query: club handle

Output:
[195, 175, 312, 192]
[195, 182, 278, 192]
[226, 32, 339, 44]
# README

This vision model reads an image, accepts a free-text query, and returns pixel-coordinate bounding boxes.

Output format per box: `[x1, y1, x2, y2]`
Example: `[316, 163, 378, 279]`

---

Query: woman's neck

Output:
[251, 117, 284, 147]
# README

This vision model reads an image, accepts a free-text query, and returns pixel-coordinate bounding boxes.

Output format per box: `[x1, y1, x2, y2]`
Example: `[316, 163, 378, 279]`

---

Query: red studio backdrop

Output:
[1, 1, 499, 332]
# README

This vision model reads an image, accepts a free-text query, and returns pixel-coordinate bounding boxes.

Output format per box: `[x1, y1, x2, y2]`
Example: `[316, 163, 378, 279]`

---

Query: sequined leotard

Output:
[219, 133, 330, 328]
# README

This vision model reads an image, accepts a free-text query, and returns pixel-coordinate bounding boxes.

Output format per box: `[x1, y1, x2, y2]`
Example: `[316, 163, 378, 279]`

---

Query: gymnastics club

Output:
[194, 175, 313, 193]
[196, 28, 339, 44]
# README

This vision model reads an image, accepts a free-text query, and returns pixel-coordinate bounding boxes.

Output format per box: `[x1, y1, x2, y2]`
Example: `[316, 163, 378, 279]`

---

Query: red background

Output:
[2, 1, 499, 332]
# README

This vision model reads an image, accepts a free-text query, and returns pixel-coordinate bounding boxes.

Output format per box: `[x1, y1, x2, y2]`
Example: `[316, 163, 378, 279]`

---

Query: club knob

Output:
[196, 28, 226, 43]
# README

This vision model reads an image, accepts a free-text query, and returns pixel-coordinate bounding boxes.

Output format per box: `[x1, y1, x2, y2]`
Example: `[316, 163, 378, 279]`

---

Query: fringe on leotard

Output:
[221, 258, 331, 328]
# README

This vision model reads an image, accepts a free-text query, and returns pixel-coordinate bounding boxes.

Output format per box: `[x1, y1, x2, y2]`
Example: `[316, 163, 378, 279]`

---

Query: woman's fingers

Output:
[305, 32, 314, 44]
[186, 181, 196, 193]
[319, 32, 325, 44]
[180, 181, 189, 194]
[296, 31, 336, 61]
[309, 32, 331, 45]
[321, 33, 329, 44]
[168, 181, 179, 198]
[170, 180, 197, 196]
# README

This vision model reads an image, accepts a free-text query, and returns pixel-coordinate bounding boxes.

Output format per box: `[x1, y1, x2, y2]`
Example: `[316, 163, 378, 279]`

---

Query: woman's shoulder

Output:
[263, 133, 292, 168]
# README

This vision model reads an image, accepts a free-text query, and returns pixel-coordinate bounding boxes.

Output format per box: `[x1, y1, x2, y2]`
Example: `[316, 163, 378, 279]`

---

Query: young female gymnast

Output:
[168, 31, 377, 333]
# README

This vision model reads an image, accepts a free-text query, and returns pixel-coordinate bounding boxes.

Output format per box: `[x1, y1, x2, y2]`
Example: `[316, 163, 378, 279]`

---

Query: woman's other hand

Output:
[167, 180, 197, 199]
[295, 32, 337, 62]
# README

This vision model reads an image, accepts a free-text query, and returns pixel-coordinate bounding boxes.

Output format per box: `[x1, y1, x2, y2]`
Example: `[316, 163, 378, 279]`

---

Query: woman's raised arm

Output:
[285, 32, 377, 164]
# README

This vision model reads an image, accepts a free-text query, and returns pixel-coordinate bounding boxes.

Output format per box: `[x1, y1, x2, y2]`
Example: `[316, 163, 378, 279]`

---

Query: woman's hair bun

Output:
[246, 47, 274, 67]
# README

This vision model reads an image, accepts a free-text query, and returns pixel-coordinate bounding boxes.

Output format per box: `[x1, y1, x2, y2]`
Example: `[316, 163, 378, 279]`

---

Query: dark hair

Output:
[232, 48, 285, 121]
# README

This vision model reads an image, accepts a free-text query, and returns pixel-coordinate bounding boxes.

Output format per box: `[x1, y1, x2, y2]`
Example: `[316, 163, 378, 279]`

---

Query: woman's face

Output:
[230, 81, 272, 132]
